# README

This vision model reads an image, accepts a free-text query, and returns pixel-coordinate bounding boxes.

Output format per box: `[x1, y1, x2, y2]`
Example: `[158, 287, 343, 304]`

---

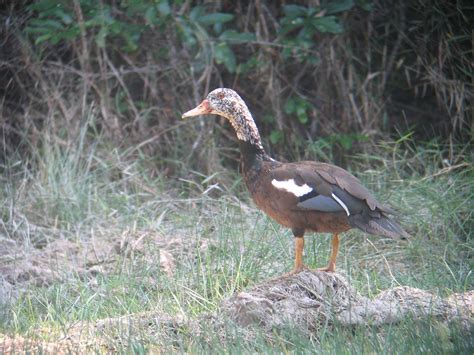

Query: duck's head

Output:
[182, 88, 246, 120]
[182, 88, 263, 149]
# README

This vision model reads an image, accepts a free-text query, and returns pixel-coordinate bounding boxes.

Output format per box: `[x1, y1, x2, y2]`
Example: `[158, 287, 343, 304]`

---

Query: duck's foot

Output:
[316, 264, 336, 273]
[316, 234, 339, 273]
[278, 264, 335, 279]
[283, 264, 309, 277]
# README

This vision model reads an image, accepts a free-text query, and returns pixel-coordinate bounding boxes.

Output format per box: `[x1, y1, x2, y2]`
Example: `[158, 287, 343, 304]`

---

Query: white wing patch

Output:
[271, 179, 312, 197]
[331, 193, 350, 216]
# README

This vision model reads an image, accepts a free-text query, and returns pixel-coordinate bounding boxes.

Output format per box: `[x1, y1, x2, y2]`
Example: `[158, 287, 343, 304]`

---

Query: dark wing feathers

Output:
[314, 163, 384, 212]
[297, 193, 344, 212]
[317, 170, 337, 185]
[272, 161, 390, 215]
[271, 161, 409, 239]
[351, 213, 410, 239]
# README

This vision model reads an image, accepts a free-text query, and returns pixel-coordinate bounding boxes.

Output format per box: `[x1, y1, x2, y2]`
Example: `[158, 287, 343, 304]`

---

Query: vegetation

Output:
[0, 126, 472, 352]
[0, 0, 472, 353]
[1, 0, 471, 170]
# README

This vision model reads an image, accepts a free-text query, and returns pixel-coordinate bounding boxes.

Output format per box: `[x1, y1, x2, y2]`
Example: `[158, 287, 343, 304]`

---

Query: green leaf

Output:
[285, 97, 313, 123]
[49, 33, 62, 45]
[189, 6, 204, 21]
[24, 26, 51, 34]
[325, 0, 354, 15]
[34, 33, 52, 44]
[96, 26, 108, 48]
[213, 22, 224, 35]
[311, 16, 343, 33]
[270, 130, 284, 144]
[29, 18, 64, 29]
[279, 17, 305, 36]
[339, 135, 353, 150]
[28, 0, 60, 13]
[296, 106, 309, 124]
[284, 98, 297, 114]
[262, 114, 275, 124]
[109, 20, 124, 35]
[356, 0, 373, 11]
[298, 24, 315, 40]
[62, 27, 80, 40]
[157, 1, 171, 16]
[283, 5, 309, 18]
[176, 19, 196, 46]
[198, 13, 234, 26]
[54, 9, 73, 25]
[214, 43, 236, 73]
[219, 30, 255, 43]
[123, 29, 141, 52]
[281, 45, 293, 59]
[114, 90, 127, 114]
[145, 6, 157, 24]
[236, 56, 259, 74]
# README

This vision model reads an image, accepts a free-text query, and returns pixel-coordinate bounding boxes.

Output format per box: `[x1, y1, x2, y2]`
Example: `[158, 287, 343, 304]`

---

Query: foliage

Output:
[284, 96, 313, 124]
[278, 2, 349, 63]
[1, 0, 472, 175]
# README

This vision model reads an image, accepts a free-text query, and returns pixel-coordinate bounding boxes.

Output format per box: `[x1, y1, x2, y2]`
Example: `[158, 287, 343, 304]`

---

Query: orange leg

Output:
[284, 235, 308, 276]
[293, 236, 306, 273]
[318, 233, 339, 272]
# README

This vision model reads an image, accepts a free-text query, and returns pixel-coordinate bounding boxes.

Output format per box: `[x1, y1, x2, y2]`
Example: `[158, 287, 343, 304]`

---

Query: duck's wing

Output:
[270, 161, 409, 239]
[270, 161, 388, 214]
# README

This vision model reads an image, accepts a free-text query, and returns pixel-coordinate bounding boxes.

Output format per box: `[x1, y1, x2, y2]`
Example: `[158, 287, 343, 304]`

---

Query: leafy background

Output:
[1, 0, 471, 175]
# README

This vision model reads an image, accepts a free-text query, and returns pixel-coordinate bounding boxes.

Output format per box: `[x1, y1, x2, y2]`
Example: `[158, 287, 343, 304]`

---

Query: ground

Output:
[0, 145, 472, 353]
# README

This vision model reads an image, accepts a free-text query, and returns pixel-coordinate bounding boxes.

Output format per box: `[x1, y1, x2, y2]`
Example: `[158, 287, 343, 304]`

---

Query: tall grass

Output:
[0, 113, 472, 352]
[1, 1, 471, 177]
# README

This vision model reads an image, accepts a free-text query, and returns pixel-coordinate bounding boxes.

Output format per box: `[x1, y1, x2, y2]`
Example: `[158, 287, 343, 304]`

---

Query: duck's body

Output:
[239, 142, 351, 233]
[183, 88, 409, 273]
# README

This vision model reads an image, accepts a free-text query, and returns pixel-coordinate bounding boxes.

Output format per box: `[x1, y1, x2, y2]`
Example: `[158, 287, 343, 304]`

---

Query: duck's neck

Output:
[238, 140, 272, 175]
[238, 139, 275, 195]
[221, 101, 274, 171]
[219, 99, 263, 150]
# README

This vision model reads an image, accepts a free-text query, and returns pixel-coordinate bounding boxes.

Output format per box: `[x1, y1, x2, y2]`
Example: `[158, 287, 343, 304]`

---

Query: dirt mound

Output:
[221, 270, 473, 331]
[0, 333, 72, 355]
[0, 230, 212, 305]
[0, 311, 190, 353]
[2, 269, 471, 353]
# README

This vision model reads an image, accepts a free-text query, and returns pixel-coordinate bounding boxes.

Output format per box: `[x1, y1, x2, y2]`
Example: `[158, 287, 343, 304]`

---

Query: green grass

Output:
[0, 132, 472, 353]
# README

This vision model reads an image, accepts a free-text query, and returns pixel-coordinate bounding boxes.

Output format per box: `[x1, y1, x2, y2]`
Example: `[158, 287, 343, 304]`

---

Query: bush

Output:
[0, 0, 471, 173]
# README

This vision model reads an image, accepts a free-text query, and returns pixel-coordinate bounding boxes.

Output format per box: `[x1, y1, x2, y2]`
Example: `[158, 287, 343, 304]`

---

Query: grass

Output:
[0, 126, 472, 353]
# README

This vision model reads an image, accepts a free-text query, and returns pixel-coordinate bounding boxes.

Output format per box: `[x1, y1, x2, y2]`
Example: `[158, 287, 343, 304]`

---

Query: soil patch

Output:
[221, 270, 473, 332]
[0, 229, 212, 304]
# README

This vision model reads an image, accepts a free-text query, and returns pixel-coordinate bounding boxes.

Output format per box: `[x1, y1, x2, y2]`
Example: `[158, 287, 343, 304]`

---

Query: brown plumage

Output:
[183, 88, 409, 274]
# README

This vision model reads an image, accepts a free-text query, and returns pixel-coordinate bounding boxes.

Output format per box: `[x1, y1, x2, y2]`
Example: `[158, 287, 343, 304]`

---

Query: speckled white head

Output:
[182, 88, 263, 150]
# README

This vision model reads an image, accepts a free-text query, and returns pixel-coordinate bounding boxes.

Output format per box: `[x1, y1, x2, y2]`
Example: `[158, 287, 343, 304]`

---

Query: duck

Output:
[182, 88, 409, 274]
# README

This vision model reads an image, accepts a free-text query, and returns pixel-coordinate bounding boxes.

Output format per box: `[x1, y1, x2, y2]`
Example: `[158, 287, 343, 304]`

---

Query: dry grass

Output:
[0, 131, 472, 352]
[1, 1, 471, 176]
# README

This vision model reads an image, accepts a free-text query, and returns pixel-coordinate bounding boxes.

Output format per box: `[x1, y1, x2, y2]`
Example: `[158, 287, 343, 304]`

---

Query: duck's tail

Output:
[350, 213, 411, 240]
